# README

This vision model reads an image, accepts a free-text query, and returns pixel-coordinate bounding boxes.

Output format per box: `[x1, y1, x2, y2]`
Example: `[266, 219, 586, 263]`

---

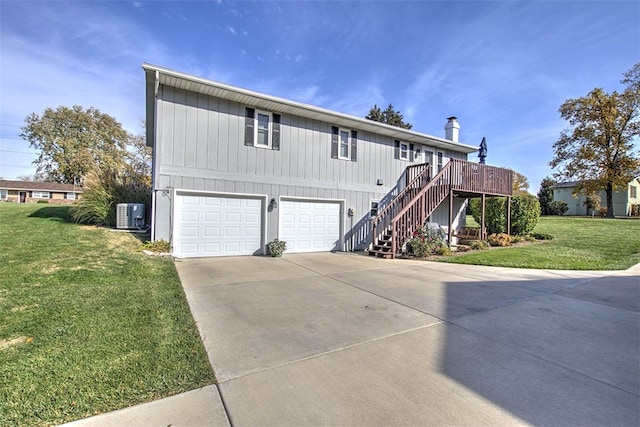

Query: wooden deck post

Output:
[481, 193, 486, 240]
[448, 189, 454, 246]
[507, 196, 511, 235]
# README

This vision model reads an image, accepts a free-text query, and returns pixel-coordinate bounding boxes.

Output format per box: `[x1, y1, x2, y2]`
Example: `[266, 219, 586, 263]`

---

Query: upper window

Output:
[245, 107, 281, 151]
[399, 143, 409, 160]
[339, 130, 350, 159]
[394, 140, 413, 161]
[437, 152, 443, 171]
[33, 191, 50, 199]
[331, 127, 357, 162]
[255, 111, 271, 148]
[631, 186, 637, 199]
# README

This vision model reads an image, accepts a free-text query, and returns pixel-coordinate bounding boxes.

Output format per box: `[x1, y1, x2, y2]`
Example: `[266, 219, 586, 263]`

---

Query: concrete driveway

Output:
[67, 252, 639, 426]
[176, 253, 639, 426]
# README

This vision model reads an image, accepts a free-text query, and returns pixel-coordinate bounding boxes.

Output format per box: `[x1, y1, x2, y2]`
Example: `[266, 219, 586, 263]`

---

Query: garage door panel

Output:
[280, 200, 341, 253]
[174, 194, 263, 258]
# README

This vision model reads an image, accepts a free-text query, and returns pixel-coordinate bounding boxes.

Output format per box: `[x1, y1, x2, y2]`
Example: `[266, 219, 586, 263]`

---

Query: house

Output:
[0, 180, 82, 204]
[144, 64, 512, 258]
[553, 179, 640, 216]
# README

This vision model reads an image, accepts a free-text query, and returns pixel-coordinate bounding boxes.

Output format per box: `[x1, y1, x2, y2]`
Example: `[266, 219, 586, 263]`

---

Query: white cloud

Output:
[227, 26, 237, 35]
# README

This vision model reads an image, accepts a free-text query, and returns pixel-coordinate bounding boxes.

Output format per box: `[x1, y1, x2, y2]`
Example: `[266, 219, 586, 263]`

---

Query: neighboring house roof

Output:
[0, 180, 83, 192]
[551, 181, 580, 189]
[552, 178, 640, 189]
[143, 63, 478, 154]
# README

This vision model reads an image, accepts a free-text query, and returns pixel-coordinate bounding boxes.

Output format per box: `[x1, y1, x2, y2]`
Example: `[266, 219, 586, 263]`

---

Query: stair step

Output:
[368, 249, 394, 259]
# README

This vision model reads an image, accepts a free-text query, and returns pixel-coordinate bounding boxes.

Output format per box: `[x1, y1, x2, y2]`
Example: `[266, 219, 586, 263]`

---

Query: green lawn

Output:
[0, 204, 215, 426]
[444, 216, 640, 270]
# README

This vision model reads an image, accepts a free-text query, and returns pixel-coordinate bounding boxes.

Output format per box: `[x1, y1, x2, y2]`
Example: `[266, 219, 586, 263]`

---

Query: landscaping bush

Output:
[548, 200, 569, 216]
[469, 240, 490, 250]
[407, 226, 448, 257]
[469, 197, 506, 234]
[470, 194, 541, 235]
[487, 233, 512, 247]
[510, 194, 541, 235]
[71, 169, 150, 226]
[531, 232, 554, 240]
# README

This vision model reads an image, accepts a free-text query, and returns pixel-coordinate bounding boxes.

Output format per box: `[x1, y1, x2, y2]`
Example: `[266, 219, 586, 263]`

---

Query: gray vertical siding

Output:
[152, 85, 470, 248]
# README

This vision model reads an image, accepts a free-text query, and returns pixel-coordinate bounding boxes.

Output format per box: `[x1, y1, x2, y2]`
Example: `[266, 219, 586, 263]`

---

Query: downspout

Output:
[150, 70, 160, 241]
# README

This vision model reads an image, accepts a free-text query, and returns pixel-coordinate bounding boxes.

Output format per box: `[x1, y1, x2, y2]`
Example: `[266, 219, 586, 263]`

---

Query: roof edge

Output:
[142, 63, 479, 154]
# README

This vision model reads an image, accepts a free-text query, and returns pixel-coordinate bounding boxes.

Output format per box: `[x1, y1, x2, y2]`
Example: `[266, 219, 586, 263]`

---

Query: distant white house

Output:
[552, 179, 640, 216]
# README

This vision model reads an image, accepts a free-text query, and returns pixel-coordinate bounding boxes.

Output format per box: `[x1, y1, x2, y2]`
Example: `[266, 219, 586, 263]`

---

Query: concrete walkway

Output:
[65, 253, 640, 426]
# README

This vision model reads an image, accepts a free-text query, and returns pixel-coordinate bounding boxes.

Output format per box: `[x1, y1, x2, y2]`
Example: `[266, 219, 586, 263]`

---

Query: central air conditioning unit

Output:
[116, 203, 145, 230]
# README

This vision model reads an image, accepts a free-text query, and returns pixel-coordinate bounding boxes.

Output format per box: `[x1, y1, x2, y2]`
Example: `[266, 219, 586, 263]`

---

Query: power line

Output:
[0, 150, 37, 154]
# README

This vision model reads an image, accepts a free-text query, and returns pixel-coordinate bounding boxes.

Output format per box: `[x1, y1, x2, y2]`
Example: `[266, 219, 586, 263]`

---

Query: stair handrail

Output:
[392, 161, 451, 221]
[371, 163, 430, 227]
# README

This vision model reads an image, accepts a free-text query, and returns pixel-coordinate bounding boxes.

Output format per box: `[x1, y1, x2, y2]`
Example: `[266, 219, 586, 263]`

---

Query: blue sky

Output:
[1, 0, 638, 192]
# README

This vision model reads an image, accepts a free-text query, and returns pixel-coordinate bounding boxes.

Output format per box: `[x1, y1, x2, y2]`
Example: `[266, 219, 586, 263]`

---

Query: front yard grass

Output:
[444, 216, 640, 270]
[0, 204, 215, 426]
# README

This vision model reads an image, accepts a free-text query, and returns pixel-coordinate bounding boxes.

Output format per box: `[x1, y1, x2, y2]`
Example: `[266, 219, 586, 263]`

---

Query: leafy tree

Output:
[537, 177, 557, 215]
[365, 104, 413, 129]
[550, 63, 640, 218]
[20, 105, 130, 184]
[124, 132, 152, 188]
[16, 174, 42, 182]
[512, 171, 530, 195]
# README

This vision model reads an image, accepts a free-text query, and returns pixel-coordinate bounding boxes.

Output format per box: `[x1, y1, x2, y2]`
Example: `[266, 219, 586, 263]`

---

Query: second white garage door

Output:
[280, 199, 341, 253]
[174, 193, 263, 258]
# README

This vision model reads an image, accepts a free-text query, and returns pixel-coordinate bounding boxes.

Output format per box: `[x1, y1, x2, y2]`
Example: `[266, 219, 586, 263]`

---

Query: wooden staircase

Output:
[369, 159, 513, 259]
[370, 162, 450, 258]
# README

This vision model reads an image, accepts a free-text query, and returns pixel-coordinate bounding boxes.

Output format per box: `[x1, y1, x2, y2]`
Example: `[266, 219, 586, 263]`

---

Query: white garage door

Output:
[174, 193, 263, 258]
[280, 199, 341, 253]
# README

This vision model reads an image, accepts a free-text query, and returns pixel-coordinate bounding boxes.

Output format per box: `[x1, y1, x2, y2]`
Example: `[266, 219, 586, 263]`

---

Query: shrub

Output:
[140, 239, 171, 253]
[584, 192, 601, 215]
[36, 200, 49, 204]
[469, 197, 506, 234]
[470, 194, 541, 236]
[268, 238, 287, 256]
[548, 200, 569, 216]
[71, 169, 150, 226]
[531, 232, 554, 240]
[469, 240, 490, 250]
[407, 226, 448, 258]
[487, 233, 512, 247]
[510, 194, 541, 235]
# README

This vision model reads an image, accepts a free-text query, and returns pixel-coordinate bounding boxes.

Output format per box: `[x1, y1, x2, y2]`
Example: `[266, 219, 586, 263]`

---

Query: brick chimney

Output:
[444, 116, 460, 142]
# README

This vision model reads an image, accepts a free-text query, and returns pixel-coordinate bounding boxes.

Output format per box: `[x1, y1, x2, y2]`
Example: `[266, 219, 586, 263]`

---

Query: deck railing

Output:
[449, 159, 513, 196]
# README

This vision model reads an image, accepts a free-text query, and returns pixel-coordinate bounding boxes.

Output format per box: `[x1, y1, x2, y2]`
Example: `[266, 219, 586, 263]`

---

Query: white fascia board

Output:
[142, 63, 479, 154]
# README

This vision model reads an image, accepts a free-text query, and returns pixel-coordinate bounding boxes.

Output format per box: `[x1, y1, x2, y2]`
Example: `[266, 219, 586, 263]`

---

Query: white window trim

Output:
[399, 142, 409, 160]
[67, 192, 76, 200]
[370, 200, 380, 218]
[33, 191, 50, 199]
[338, 128, 351, 160]
[254, 110, 272, 149]
[0, 189, 7, 199]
